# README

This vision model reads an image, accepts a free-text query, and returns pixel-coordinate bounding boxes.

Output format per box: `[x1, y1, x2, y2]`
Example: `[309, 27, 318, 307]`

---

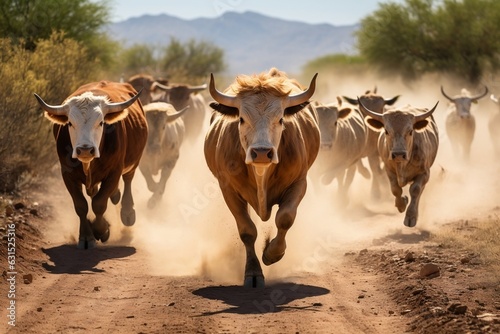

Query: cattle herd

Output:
[33, 68, 500, 287]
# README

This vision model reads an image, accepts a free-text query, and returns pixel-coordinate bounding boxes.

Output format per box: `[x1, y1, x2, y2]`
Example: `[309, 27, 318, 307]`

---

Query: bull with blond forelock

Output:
[204, 68, 320, 288]
[359, 100, 439, 228]
[34, 81, 148, 249]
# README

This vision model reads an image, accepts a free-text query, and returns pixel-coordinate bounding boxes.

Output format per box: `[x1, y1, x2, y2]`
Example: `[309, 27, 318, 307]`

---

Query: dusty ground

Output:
[1, 185, 499, 334]
[2, 73, 500, 333]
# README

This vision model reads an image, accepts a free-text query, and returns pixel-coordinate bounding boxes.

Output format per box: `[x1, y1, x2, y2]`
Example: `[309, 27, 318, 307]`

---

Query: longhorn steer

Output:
[440, 86, 488, 161]
[34, 81, 148, 249]
[343, 88, 400, 199]
[312, 98, 369, 204]
[153, 82, 208, 143]
[139, 102, 187, 208]
[204, 68, 320, 287]
[359, 100, 439, 227]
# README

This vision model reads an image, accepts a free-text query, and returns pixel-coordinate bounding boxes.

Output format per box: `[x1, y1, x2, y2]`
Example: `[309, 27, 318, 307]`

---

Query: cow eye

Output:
[385, 129, 389, 135]
[409, 130, 413, 136]
[68, 122, 73, 128]
[99, 121, 104, 127]
[239, 117, 244, 124]
[279, 118, 284, 125]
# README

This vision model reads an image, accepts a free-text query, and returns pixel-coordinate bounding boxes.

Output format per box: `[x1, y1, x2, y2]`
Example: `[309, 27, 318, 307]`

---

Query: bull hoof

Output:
[262, 238, 286, 266]
[110, 190, 121, 205]
[121, 209, 136, 226]
[244, 275, 265, 288]
[147, 196, 158, 209]
[77, 237, 96, 249]
[99, 228, 110, 242]
[404, 215, 417, 228]
[396, 195, 408, 213]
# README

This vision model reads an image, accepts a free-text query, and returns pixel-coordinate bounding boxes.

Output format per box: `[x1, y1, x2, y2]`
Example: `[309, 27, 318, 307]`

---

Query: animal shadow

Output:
[372, 229, 431, 246]
[41, 244, 136, 274]
[192, 282, 330, 315]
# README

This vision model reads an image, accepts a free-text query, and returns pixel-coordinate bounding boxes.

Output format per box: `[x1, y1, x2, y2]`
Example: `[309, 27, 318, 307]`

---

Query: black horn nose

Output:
[251, 147, 273, 163]
[76, 145, 95, 157]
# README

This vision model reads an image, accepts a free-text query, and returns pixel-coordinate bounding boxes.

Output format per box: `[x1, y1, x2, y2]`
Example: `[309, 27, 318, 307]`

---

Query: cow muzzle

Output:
[245, 146, 279, 165]
[74, 145, 97, 162]
[391, 150, 408, 162]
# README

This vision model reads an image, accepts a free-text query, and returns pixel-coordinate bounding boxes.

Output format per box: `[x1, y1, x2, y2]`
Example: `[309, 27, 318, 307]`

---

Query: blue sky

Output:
[109, 0, 404, 26]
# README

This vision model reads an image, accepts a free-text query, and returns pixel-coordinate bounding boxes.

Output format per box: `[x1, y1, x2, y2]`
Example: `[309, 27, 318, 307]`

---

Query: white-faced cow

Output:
[440, 86, 488, 161]
[152, 82, 208, 143]
[489, 94, 500, 155]
[359, 100, 439, 227]
[343, 88, 400, 199]
[34, 81, 148, 249]
[312, 97, 369, 204]
[139, 102, 187, 208]
[204, 68, 320, 287]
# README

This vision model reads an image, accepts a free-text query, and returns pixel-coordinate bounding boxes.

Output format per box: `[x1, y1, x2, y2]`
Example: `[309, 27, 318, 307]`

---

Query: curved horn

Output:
[188, 83, 207, 93]
[152, 81, 171, 92]
[34, 94, 69, 115]
[384, 95, 400, 106]
[209, 73, 238, 108]
[440, 86, 454, 101]
[105, 89, 142, 114]
[415, 101, 439, 122]
[373, 86, 377, 94]
[166, 106, 189, 122]
[358, 97, 383, 122]
[471, 86, 488, 100]
[285, 73, 318, 108]
[342, 96, 359, 105]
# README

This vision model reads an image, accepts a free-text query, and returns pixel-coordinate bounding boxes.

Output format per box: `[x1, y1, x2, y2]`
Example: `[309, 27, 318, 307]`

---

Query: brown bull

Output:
[312, 98, 369, 204]
[441, 86, 489, 161]
[153, 82, 208, 143]
[139, 102, 187, 209]
[359, 100, 439, 227]
[204, 68, 320, 287]
[343, 88, 400, 199]
[34, 81, 148, 249]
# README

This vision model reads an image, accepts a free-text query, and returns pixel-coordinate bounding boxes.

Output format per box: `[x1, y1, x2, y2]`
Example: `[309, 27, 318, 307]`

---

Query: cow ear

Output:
[104, 109, 129, 124]
[285, 101, 310, 115]
[338, 107, 352, 119]
[414, 119, 428, 131]
[210, 102, 239, 116]
[365, 117, 384, 131]
[44, 112, 68, 125]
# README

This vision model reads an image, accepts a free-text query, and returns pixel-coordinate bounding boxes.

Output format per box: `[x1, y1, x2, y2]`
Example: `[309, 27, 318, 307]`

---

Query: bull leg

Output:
[139, 164, 159, 193]
[120, 171, 137, 226]
[62, 176, 95, 249]
[90, 170, 124, 242]
[367, 153, 384, 199]
[221, 186, 264, 288]
[148, 158, 177, 209]
[337, 165, 356, 206]
[389, 176, 408, 214]
[263, 179, 307, 266]
[404, 173, 429, 228]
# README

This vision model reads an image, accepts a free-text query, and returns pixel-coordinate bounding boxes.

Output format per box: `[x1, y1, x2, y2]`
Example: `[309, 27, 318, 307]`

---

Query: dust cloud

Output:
[42, 71, 500, 286]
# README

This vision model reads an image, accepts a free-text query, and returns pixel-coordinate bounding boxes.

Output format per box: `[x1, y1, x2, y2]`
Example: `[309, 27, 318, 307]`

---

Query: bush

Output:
[0, 33, 100, 193]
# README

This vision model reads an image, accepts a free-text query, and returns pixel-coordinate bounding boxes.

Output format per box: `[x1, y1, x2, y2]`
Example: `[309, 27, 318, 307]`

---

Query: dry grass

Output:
[432, 213, 500, 275]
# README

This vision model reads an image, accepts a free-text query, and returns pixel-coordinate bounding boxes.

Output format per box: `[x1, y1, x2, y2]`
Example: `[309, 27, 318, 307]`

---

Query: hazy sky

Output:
[109, 0, 404, 26]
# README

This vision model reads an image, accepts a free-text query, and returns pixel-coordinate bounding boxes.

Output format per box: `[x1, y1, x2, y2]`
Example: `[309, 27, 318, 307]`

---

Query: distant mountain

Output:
[107, 11, 359, 75]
